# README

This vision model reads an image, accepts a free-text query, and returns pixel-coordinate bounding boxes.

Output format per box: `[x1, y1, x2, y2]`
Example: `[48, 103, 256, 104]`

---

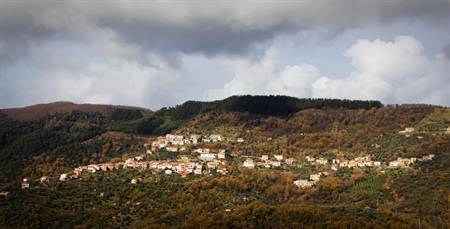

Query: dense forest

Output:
[108, 95, 382, 134]
[0, 95, 449, 228]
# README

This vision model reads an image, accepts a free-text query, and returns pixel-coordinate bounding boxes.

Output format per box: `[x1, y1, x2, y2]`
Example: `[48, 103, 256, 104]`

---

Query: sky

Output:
[1, 0, 449, 110]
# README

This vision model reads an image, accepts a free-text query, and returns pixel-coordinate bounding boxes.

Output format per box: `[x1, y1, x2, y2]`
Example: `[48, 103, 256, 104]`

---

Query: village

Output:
[16, 128, 438, 192]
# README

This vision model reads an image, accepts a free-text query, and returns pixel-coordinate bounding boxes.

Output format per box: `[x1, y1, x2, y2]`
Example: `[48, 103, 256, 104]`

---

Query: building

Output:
[243, 158, 255, 169]
[274, 155, 283, 161]
[310, 173, 321, 181]
[294, 179, 315, 188]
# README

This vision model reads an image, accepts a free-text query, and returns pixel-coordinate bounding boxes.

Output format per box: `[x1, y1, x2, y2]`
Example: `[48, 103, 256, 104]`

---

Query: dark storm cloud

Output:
[1, 1, 448, 63]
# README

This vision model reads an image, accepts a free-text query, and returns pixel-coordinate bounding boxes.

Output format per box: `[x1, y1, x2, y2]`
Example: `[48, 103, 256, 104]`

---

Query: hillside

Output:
[1, 101, 151, 121]
[0, 96, 449, 228]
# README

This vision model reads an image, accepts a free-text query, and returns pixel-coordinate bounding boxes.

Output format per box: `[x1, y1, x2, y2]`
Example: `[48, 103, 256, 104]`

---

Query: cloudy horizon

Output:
[1, 1, 449, 109]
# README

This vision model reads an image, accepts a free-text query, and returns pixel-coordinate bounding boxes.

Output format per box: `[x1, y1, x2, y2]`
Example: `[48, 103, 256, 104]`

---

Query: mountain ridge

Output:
[1, 101, 151, 121]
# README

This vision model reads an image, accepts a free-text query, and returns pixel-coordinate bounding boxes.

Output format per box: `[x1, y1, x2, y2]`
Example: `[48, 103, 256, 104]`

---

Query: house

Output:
[243, 158, 255, 169]
[310, 173, 321, 181]
[40, 176, 49, 183]
[190, 135, 202, 144]
[331, 165, 338, 171]
[70, 174, 79, 180]
[21, 178, 30, 189]
[131, 177, 143, 184]
[316, 158, 328, 165]
[389, 161, 400, 167]
[60, 173, 70, 181]
[0, 191, 9, 196]
[210, 134, 223, 142]
[447, 127, 450, 134]
[165, 170, 173, 175]
[199, 153, 216, 160]
[207, 162, 218, 170]
[261, 155, 269, 161]
[339, 160, 348, 168]
[139, 162, 149, 169]
[21, 181, 30, 189]
[285, 158, 294, 165]
[166, 146, 178, 152]
[332, 159, 341, 164]
[218, 149, 226, 154]
[194, 167, 203, 175]
[237, 138, 244, 143]
[73, 168, 83, 175]
[274, 155, 283, 161]
[294, 179, 315, 188]
[399, 127, 414, 133]
[347, 160, 357, 168]
[88, 164, 100, 173]
[423, 154, 434, 161]
[195, 148, 210, 153]
[218, 152, 226, 159]
[270, 160, 281, 167]
[373, 161, 381, 166]
[306, 156, 315, 163]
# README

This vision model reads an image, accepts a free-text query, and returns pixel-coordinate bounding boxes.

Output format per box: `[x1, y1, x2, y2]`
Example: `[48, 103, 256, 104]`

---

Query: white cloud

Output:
[1, 58, 182, 109]
[205, 36, 450, 106]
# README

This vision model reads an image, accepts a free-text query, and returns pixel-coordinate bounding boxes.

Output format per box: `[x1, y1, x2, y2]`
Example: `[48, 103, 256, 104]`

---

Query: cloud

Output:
[205, 36, 450, 106]
[1, 2, 448, 109]
[1, 1, 448, 63]
[0, 57, 183, 109]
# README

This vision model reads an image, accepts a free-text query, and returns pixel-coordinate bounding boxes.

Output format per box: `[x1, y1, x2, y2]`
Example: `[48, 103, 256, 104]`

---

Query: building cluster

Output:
[388, 154, 434, 167]
[305, 155, 382, 169]
[242, 154, 295, 170]
[150, 134, 245, 152]
[60, 151, 230, 183]
[16, 129, 441, 191]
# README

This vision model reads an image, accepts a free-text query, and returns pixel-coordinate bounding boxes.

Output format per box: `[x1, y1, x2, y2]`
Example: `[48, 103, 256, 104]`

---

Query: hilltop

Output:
[1, 101, 151, 121]
[0, 95, 449, 228]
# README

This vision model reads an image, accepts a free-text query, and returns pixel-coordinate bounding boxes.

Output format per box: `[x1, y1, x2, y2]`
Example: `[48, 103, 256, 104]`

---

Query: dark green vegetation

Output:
[108, 95, 382, 135]
[1, 95, 449, 228]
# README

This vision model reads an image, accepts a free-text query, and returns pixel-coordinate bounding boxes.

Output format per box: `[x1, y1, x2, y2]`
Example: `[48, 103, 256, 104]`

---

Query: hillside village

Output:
[2, 99, 450, 228]
[18, 127, 442, 190]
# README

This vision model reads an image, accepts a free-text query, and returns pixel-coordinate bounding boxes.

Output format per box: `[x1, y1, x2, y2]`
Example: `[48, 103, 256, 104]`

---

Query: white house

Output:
[294, 179, 315, 188]
[60, 173, 70, 181]
[270, 161, 281, 167]
[199, 153, 216, 160]
[274, 155, 283, 161]
[166, 146, 178, 152]
[310, 173, 321, 181]
[389, 161, 400, 167]
[243, 158, 255, 169]
[218, 152, 226, 159]
[194, 167, 203, 175]
[316, 158, 328, 165]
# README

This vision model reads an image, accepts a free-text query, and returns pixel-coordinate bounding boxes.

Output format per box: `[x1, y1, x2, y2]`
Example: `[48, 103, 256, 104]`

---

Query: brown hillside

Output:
[1, 101, 151, 121]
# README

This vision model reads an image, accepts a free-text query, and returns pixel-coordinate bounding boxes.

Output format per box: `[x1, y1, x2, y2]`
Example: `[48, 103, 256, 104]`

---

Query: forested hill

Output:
[156, 95, 383, 119]
[107, 96, 383, 135]
[1, 96, 450, 228]
[1, 101, 151, 121]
